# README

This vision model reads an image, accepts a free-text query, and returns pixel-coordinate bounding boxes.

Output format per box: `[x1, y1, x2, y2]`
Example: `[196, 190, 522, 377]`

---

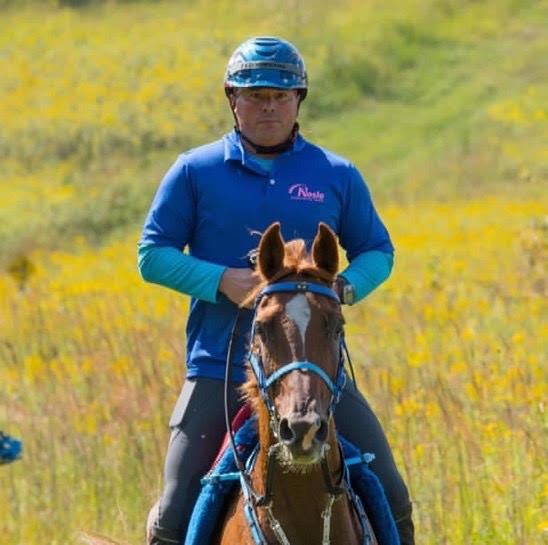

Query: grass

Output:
[0, 0, 546, 543]
[1, 198, 545, 544]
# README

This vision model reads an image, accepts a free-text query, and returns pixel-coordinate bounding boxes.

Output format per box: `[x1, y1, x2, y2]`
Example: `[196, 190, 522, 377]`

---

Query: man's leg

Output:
[335, 381, 415, 545]
[150, 377, 242, 544]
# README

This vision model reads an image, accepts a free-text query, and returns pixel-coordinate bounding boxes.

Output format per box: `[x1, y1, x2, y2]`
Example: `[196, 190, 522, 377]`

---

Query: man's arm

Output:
[138, 245, 259, 305]
[336, 250, 394, 304]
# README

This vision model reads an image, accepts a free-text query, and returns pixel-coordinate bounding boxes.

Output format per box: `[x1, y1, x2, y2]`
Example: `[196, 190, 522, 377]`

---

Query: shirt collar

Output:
[223, 129, 305, 164]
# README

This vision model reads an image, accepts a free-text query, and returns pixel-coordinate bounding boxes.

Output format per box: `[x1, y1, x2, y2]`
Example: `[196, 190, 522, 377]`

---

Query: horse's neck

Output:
[251, 420, 360, 543]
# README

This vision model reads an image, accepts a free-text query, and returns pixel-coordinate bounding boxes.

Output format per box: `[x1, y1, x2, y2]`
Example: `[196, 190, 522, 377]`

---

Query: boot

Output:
[395, 508, 415, 545]
[148, 524, 182, 545]
[149, 532, 181, 545]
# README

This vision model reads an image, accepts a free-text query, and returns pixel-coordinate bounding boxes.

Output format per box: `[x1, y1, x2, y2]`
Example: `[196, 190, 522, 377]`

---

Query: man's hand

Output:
[219, 267, 261, 307]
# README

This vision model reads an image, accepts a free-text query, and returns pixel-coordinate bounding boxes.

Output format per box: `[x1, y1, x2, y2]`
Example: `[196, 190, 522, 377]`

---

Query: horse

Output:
[216, 222, 378, 545]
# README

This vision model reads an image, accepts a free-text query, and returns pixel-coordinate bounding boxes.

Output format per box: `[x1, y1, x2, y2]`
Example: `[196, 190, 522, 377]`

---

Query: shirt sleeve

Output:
[338, 165, 394, 261]
[139, 154, 196, 249]
[339, 250, 394, 303]
[138, 154, 227, 302]
[138, 245, 226, 303]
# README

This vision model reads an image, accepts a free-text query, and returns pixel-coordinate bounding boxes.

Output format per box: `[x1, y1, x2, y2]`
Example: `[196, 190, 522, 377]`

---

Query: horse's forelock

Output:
[282, 240, 309, 268]
[241, 238, 336, 308]
[284, 240, 336, 282]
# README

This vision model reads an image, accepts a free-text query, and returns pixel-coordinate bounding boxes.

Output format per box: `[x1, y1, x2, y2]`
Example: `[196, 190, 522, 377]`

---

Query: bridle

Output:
[247, 280, 347, 436]
[223, 279, 373, 544]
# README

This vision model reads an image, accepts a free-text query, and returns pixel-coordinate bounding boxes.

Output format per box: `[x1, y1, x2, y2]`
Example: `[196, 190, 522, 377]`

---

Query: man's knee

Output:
[382, 470, 412, 519]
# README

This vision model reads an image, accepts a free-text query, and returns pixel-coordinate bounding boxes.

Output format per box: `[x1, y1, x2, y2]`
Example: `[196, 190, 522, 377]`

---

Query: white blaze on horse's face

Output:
[275, 291, 331, 465]
[284, 293, 311, 351]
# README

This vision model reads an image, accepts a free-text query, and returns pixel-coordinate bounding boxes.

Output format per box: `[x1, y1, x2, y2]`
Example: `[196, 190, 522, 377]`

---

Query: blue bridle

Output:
[247, 280, 348, 428]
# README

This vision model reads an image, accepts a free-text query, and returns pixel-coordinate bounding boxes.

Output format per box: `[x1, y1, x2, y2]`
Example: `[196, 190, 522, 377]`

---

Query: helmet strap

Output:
[236, 123, 299, 155]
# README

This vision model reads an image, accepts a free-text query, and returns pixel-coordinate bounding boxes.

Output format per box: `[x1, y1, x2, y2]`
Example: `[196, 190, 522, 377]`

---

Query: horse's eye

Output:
[254, 322, 265, 338]
[333, 324, 344, 339]
[325, 315, 344, 339]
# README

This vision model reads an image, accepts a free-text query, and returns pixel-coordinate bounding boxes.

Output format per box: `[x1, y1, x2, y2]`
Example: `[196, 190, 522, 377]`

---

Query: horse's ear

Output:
[312, 223, 339, 278]
[258, 222, 285, 281]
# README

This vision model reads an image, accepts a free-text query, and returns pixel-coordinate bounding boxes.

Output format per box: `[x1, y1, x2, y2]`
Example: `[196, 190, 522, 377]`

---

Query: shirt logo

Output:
[288, 183, 325, 203]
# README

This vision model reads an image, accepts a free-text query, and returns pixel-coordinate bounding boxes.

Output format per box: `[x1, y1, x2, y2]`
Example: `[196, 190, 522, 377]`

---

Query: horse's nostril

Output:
[316, 419, 328, 443]
[278, 414, 328, 449]
[278, 418, 295, 444]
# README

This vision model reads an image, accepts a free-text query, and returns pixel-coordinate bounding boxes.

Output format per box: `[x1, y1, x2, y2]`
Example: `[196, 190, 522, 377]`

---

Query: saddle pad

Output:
[185, 417, 399, 545]
[210, 403, 253, 470]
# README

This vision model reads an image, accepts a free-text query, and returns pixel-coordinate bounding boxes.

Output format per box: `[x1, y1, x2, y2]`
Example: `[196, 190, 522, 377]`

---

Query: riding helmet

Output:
[224, 36, 308, 100]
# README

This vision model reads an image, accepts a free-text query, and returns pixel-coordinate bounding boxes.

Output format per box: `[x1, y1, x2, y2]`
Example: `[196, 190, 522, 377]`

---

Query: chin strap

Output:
[236, 123, 299, 155]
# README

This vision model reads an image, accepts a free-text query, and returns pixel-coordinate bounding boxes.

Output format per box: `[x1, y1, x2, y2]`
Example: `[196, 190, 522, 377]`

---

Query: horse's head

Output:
[245, 222, 346, 467]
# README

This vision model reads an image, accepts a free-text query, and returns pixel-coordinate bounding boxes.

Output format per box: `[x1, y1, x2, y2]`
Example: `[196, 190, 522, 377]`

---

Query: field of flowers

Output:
[1, 198, 545, 544]
[0, 0, 546, 544]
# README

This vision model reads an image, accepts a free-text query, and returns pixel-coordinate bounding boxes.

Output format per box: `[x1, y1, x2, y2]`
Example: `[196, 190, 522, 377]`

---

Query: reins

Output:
[224, 307, 248, 473]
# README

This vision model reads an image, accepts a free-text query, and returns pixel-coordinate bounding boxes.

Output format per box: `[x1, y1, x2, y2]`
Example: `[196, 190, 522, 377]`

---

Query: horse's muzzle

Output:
[278, 412, 329, 464]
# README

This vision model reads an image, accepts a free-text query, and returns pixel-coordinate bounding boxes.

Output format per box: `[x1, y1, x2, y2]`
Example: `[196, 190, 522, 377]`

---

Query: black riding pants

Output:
[151, 377, 414, 544]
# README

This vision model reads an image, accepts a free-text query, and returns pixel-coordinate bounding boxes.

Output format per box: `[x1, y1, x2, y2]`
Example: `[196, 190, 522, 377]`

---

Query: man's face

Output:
[231, 88, 300, 152]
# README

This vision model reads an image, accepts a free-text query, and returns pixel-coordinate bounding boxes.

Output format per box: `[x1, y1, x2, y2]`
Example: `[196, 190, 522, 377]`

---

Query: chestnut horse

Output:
[216, 222, 377, 545]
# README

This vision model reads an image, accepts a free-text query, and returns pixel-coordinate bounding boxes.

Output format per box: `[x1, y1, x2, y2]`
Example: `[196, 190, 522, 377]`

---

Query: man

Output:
[139, 36, 414, 545]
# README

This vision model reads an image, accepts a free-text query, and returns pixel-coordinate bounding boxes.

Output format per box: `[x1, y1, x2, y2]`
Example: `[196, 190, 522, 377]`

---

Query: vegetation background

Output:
[0, 0, 546, 543]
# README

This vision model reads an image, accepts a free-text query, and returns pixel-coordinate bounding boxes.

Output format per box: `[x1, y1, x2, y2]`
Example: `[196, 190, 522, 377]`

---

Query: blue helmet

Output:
[224, 36, 308, 100]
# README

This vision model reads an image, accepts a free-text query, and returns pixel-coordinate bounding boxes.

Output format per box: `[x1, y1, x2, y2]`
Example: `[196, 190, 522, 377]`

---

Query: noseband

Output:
[247, 281, 347, 434]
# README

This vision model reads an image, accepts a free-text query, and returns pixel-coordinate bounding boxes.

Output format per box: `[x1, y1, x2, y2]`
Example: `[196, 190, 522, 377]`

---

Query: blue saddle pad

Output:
[185, 417, 399, 545]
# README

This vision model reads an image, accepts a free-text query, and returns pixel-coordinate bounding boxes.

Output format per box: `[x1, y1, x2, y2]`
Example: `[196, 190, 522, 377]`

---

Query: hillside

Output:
[0, 0, 545, 265]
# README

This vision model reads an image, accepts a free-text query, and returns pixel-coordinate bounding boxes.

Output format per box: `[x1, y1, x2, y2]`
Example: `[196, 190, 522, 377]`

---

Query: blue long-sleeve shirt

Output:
[139, 129, 394, 382]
